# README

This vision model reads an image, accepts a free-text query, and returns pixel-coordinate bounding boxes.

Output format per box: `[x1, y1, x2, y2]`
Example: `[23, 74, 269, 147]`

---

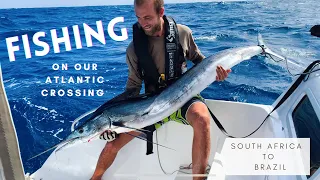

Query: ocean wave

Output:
[279, 47, 316, 58]
[10, 97, 68, 174]
[244, 28, 259, 34]
[195, 33, 243, 42]
[3, 78, 15, 84]
[203, 82, 280, 105]
[11, 97, 66, 133]
[7, 82, 20, 88]
[265, 25, 301, 33]
[231, 84, 279, 98]
[216, 33, 234, 40]
[194, 35, 217, 41]
[0, 16, 16, 29]
[15, 14, 36, 18]
[0, 29, 40, 39]
[4, 77, 43, 91]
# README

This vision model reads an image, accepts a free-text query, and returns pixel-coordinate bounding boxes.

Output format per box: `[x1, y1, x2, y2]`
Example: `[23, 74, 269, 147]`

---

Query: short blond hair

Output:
[134, 0, 164, 14]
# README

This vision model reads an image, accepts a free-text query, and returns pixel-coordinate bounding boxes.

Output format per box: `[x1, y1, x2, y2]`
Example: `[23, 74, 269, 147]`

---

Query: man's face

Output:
[135, 1, 164, 36]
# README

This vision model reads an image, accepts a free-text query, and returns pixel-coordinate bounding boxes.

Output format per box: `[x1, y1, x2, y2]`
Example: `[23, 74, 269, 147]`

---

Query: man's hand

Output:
[100, 130, 118, 142]
[216, 65, 231, 81]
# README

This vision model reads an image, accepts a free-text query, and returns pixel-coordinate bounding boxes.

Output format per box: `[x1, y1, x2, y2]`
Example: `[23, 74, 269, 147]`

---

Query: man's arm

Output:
[184, 27, 206, 64]
[99, 42, 142, 141]
[125, 41, 143, 95]
[109, 42, 142, 103]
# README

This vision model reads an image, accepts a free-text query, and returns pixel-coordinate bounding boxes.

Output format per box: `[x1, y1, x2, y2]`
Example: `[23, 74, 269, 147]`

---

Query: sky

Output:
[0, 0, 243, 9]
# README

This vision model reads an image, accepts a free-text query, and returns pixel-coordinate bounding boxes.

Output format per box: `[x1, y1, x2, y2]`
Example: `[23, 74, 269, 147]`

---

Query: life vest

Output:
[133, 15, 186, 93]
[132, 15, 186, 155]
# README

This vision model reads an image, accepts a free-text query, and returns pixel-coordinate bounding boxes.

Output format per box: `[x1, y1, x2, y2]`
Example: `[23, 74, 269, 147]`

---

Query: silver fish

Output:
[29, 34, 282, 160]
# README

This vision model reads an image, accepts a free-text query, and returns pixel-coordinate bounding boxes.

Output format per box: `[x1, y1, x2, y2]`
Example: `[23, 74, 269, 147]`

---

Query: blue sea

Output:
[0, 0, 319, 174]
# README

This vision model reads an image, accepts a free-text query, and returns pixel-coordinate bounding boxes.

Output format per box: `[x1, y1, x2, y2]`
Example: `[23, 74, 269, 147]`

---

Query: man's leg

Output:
[185, 102, 211, 180]
[91, 131, 142, 180]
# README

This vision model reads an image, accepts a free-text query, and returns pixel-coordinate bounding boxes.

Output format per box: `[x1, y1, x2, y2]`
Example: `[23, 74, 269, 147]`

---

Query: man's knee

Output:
[103, 141, 121, 154]
[186, 102, 211, 129]
[191, 113, 211, 130]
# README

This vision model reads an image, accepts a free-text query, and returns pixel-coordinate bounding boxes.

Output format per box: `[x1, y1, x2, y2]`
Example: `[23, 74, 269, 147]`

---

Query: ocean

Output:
[0, 0, 319, 174]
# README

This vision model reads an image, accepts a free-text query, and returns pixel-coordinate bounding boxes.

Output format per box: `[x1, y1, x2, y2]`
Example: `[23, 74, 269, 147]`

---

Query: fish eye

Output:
[78, 129, 84, 134]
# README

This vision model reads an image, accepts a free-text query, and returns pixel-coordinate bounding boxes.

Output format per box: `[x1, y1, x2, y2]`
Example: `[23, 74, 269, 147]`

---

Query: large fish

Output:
[29, 34, 282, 159]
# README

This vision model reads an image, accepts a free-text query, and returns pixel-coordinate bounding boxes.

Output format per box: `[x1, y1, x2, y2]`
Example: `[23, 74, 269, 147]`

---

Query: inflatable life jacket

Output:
[133, 15, 186, 93]
[133, 15, 187, 155]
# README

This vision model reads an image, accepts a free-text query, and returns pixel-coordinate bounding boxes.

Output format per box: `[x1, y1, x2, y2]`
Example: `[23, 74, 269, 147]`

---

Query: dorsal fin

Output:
[73, 91, 157, 131]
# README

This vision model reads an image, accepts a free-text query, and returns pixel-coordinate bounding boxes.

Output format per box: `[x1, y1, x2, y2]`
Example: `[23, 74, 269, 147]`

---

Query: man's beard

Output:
[144, 19, 161, 36]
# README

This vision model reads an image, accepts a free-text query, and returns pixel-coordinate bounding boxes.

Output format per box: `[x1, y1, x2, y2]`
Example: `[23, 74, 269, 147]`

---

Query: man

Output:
[91, 0, 231, 179]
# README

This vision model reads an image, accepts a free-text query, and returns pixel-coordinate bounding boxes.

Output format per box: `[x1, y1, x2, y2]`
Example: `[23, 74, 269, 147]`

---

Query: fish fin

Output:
[258, 34, 284, 59]
[124, 132, 175, 151]
[258, 34, 304, 69]
[71, 108, 97, 132]
[112, 122, 150, 133]
[88, 92, 156, 122]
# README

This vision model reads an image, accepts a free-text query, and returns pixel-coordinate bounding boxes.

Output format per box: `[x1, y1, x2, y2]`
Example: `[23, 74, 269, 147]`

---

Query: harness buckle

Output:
[158, 74, 167, 88]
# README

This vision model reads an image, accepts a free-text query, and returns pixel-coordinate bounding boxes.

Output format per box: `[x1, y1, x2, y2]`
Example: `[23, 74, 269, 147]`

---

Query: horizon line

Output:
[0, 0, 251, 10]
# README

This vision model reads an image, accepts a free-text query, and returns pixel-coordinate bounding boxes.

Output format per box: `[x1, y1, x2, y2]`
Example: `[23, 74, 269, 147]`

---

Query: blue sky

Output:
[0, 0, 242, 9]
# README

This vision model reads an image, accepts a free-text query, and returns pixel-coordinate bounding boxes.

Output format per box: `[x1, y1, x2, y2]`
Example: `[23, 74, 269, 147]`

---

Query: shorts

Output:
[154, 95, 205, 129]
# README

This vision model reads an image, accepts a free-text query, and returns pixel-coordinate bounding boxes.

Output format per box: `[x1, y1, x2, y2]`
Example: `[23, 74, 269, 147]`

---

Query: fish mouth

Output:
[55, 137, 81, 152]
